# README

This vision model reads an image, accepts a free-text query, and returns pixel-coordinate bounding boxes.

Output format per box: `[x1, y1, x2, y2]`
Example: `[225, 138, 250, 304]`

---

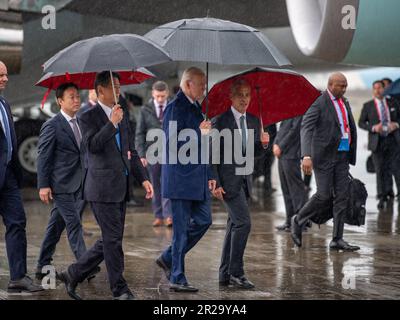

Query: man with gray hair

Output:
[155, 67, 216, 292]
[291, 72, 360, 251]
[136, 81, 173, 227]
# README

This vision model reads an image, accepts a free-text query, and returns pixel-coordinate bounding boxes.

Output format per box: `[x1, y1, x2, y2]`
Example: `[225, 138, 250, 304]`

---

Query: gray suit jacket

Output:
[78, 103, 147, 203]
[301, 91, 357, 167]
[37, 113, 83, 194]
[275, 116, 302, 160]
[135, 100, 166, 158]
[212, 109, 265, 199]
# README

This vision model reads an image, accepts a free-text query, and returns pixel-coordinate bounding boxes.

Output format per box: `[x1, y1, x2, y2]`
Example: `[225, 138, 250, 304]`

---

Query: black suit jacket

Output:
[358, 98, 400, 152]
[37, 113, 83, 194]
[275, 116, 302, 160]
[301, 91, 357, 167]
[212, 109, 265, 199]
[0, 96, 22, 188]
[78, 103, 147, 203]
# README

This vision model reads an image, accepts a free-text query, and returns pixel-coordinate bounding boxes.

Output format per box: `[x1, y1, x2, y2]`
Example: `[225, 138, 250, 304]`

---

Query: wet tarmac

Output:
[0, 119, 400, 300]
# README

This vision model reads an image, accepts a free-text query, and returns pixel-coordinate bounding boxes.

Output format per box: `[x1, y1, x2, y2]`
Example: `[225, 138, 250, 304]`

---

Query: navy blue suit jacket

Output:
[37, 112, 83, 194]
[78, 103, 147, 203]
[162, 90, 213, 201]
[0, 96, 22, 188]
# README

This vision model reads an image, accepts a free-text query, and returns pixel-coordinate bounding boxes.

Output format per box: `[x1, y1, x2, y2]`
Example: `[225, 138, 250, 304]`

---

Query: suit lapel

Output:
[58, 113, 79, 150]
[324, 91, 341, 128]
[0, 97, 17, 150]
[227, 108, 239, 130]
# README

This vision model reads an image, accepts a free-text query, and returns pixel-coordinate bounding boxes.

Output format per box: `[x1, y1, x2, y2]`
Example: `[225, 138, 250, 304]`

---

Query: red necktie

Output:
[337, 98, 351, 144]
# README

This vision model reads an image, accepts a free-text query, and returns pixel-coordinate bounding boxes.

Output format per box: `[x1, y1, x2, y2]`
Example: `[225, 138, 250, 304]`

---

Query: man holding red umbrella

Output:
[212, 79, 269, 289]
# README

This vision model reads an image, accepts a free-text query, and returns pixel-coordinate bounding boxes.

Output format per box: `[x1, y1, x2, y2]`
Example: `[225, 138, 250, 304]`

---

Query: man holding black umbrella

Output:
[59, 71, 153, 300]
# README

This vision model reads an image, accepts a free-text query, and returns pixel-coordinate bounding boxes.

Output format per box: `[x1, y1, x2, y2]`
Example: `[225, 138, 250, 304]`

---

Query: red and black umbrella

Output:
[202, 67, 320, 127]
[36, 68, 154, 107]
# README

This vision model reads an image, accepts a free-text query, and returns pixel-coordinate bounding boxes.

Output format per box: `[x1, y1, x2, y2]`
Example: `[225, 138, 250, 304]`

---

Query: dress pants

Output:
[296, 152, 350, 241]
[161, 198, 212, 285]
[68, 202, 128, 297]
[278, 159, 307, 225]
[37, 189, 87, 269]
[0, 166, 27, 280]
[372, 135, 400, 199]
[219, 183, 251, 281]
[148, 163, 172, 219]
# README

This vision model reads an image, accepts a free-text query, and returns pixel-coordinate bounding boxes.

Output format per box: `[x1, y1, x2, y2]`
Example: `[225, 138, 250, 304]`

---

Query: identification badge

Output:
[338, 138, 350, 151]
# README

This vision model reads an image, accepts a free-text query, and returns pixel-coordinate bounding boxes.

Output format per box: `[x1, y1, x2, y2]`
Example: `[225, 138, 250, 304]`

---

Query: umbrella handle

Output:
[110, 70, 118, 105]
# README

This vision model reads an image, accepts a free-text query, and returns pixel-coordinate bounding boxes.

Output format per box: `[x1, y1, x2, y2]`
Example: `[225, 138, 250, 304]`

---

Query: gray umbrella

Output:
[43, 33, 171, 73]
[144, 17, 291, 115]
[42, 33, 171, 104]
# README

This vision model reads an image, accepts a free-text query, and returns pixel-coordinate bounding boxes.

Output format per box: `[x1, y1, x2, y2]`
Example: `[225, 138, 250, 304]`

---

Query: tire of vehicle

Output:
[14, 119, 45, 188]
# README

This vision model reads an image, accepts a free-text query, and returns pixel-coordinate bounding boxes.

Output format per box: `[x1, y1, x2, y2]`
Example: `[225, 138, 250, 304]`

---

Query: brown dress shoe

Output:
[153, 218, 164, 227]
[164, 217, 173, 227]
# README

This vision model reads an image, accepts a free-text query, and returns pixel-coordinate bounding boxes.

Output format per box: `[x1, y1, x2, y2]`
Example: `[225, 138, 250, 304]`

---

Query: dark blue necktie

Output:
[0, 101, 12, 163]
[115, 127, 121, 151]
[240, 115, 247, 155]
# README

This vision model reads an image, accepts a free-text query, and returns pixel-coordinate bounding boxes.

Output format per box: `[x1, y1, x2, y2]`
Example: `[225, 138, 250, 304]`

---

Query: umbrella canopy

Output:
[144, 17, 291, 67]
[43, 33, 171, 74]
[384, 78, 400, 96]
[36, 68, 154, 90]
[202, 67, 320, 126]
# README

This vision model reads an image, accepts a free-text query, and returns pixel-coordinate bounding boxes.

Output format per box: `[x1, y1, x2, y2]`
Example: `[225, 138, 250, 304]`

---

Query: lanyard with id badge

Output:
[331, 96, 351, 151]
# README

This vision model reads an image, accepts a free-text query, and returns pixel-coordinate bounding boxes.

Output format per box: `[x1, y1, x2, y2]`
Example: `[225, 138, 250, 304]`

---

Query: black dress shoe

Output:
[58, 270, 82, 300]
[86, 266, 101, 282]
[156, 256, 171, 280]
[290, 215, 302, 247]
[276, 223, 291, 232]
[8, 276, 44, 293]
[230, 275, 255, 289]
[169, 283, 199, 292]
[329, 239, 360, 252]
[113, 291, 135, 300]
[377, 199, 386, 210]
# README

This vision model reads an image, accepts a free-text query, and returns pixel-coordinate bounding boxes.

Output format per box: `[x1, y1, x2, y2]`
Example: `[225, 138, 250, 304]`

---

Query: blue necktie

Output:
[380, 100, 388, 125]
[0, 101, 12, 163]
[115, 127, 121, 151]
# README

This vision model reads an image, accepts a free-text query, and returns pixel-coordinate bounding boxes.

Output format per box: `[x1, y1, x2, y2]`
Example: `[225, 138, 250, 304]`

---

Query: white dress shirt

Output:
[98, 100, 118, 128]
[60, 109, 82, 137]
[231, 106, 248, 140]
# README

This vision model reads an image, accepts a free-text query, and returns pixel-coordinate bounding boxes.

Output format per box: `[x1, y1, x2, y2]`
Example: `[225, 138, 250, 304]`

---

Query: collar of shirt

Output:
[98, 100, 113, 119]
[327, 89, 340, 102]
[60, 109, 77, 123]
[231, 106, 247, 121]
[154, 99, 166, 117]
[183, 92, 195, 105]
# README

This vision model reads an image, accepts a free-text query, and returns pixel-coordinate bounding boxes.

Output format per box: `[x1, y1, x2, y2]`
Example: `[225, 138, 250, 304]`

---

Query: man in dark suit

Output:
[273, 116, 307, 232]
[156, 67, 216, 292]
[59, 71, 153, 300]
[35, 83, 98, 280]
[136, 81, 172, 227]
[212, 79, 269, 289]
[0, 61, 43, 293]
[359, 80, 400, 209]
[291, 73, 360, 251]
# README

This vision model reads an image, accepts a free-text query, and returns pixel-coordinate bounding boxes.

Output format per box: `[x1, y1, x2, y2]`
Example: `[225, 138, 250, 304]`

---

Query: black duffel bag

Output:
[310, 174, 368, 226]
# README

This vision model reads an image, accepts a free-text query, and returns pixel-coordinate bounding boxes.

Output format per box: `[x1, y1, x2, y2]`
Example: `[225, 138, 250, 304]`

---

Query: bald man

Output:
[291, 73, 360, 251]
[0, 61, 43, 292]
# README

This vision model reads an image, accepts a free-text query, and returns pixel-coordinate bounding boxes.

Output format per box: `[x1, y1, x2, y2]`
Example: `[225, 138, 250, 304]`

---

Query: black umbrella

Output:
[144, 17, 291, 116]
[42, 33, 171, 104]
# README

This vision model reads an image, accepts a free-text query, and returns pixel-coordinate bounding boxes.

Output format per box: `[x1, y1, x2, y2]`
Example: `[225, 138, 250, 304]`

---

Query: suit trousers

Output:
[37, 189, 87, 269]
[219, 183, 251, 280]
[296, 152, 350, 241]
[372, 135, 400, 199]
[278, 159, 307, 224]
[0, 166, 27, 280]
[161, 198, 212, 285]
[69, 201, 128, 297]
[148, 163, 171, 219]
